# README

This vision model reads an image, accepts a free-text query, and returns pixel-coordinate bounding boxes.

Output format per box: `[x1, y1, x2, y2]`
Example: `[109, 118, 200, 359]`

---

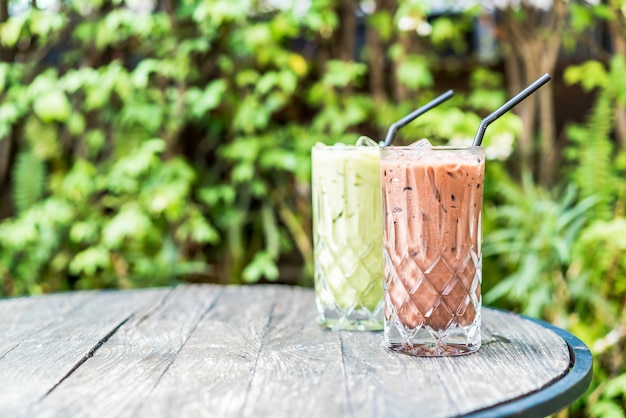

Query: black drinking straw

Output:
[383, 89, 454, 146]
[472, 73, 552, 147]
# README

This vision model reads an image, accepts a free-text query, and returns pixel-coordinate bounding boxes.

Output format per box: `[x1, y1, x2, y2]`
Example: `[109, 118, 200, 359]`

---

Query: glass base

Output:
[385, 321, 481, 356]
[316, 304, 383, 331]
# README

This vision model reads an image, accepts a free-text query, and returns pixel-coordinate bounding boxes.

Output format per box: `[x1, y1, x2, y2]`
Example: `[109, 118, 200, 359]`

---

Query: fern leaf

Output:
[570, 90, 615, 220]
[12, 151, 45, 214]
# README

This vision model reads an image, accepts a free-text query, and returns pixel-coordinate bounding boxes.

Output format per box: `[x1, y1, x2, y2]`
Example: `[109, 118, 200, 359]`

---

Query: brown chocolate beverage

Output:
[380, 146, 484, 356]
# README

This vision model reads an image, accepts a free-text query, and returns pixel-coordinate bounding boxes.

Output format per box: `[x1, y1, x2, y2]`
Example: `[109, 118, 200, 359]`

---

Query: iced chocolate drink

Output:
[312, 142, 384, 331]
[380, 146, 484, 355]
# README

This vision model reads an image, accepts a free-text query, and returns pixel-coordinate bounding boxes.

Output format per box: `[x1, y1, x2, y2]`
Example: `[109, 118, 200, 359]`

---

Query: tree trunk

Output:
[499, 10, 535, 177]
[0, 0, 14, 219]
[327, 0, 357, 98]
[337, 0, 357, 62]
[391, 34, 411, 102]
[538, 84, 556, 185]
[502, 41, 533, 176]
[497, 1, 565, 185]
[0, 0, 7, 24]
[607, 8, 626, 148]
[0, 0, 14, 63]
[537, 0, 567, 186]
[158, 0, 176, 15]
[366, 15, 386, 104]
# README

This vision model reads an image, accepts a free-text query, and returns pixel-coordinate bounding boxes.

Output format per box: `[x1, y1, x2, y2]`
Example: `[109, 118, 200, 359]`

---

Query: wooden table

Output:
[0, 284, 592, 418]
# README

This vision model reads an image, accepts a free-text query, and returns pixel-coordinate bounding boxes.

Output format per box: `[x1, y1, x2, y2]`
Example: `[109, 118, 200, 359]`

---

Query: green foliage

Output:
[589, 372, 626, 418]
[12, 151, 46, 215]
[573, 218, 626, 315]
[0, 0, 520, 295]
[564, 56, 626, 219]
[396, 55, 433, 90]
[483, 172, 599, 319]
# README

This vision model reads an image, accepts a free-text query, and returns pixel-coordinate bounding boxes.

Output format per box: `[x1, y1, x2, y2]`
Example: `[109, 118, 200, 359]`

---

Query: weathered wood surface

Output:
[0, 284, 574, 417]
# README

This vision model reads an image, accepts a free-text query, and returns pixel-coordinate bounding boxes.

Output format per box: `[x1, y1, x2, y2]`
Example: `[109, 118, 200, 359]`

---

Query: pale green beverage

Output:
[311, 142, 384, 330]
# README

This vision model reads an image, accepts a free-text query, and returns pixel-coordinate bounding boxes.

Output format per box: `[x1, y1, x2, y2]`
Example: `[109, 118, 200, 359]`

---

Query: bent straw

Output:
[383, 89, 454, 146]
[472, 73, 552, 147]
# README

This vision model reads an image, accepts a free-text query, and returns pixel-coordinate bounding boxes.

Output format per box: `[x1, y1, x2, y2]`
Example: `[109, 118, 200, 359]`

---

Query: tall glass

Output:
[311, 144, 384, 331]
[380, 146, 484, 355]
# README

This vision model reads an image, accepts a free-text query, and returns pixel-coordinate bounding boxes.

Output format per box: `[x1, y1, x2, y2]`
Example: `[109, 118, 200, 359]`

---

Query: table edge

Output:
[466, 310, 593, 418]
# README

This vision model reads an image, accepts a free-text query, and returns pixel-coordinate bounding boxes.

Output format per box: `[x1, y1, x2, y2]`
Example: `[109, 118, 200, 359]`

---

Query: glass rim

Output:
[312, 144, 380, 150]
[380, 145, 484, 151]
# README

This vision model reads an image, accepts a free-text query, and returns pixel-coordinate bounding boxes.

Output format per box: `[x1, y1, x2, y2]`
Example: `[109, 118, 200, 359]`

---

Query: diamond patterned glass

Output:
[312, 144, 384, 330]
[381, 146, 484, 355]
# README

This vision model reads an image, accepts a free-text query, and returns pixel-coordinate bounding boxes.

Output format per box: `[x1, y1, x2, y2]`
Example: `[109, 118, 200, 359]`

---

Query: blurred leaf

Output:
[0, 63, 8, 93]
[24, 118, 60, 159]
[176, 208, 220, 245]
[102, 204, 153, 249]
[33, 90, 71, 123]
[198, 184, 236, 207]
[242, 250, 279, 282]
[70, 246, 111, 276]
[119, 100, 164, 132]
[68, 113, 86, 136]
[194, 0, 251, 24]
[12, 152, 45, 215]
[29, 9, 66, 40]
[108, 139, 165, 193]
[564, 61, 608, 91]
[368, 11, 393, 42]
[233, 96, 271, 133]
[131, 59, 161, 89]
[467, 89, 506, 112]
[60, 159, 97, 202]
[85, 130, 107, 157]
[604, 373, 626, 398]
[593, 4, 615, 20]
[70, 221, 99, 244]
[188, 79, 227, 118]
[0, 103, 22, 138]
[430, 17, 455, 44]
[288, 53, 308, 76]
[232, 163, 255, 183]
[396, 55, 432, 90]
[141, 157, 196, 221]
[570, 3, 594, 33]
[259, 148, 298, 172]
[0, 15, 26, 48]
[589, 400, 625, 418]
[322, 60, 367, 88]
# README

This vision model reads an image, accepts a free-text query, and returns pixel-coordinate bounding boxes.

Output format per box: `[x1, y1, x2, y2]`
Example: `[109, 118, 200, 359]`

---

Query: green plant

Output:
[0, 0, 520, 295]
[564, 55, 626, 221]
[588, 372, 626, 418]
[483, 171, 599, 321]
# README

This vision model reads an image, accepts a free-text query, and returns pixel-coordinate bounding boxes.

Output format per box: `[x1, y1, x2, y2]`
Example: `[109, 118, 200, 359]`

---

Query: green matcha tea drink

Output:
[311, 140, 384, 330]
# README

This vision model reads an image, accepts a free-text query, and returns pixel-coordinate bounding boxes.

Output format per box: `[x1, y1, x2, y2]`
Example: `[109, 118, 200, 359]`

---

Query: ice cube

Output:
[408, 138, 432, 147]
[355, 136, 380, 147]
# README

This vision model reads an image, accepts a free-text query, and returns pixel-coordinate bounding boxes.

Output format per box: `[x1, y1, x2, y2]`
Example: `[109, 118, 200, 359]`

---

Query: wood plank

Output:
[339, 330, 451, 418]
[0, 288, 167, 417]
[240, 285, 348, 418]
[30, 285, 223, 417]
[0, 291, 97, 357]
[134, 284, 301, 417]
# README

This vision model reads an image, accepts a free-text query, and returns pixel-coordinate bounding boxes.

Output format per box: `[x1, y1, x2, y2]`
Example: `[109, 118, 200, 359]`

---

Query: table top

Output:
[0, 284, 592, 418]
